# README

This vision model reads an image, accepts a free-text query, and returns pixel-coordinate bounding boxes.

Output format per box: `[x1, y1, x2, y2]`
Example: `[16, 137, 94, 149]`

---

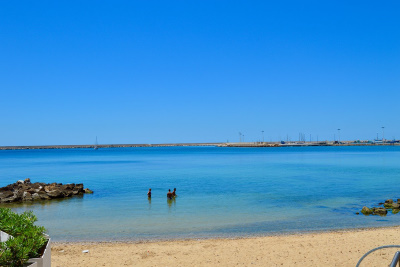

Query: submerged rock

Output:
[391, 203, 400, 209]
[373, 207, 387, 216]
[0, 180, 92, 203]
[385, 199, 394, 204]
[361, 206, 373, 215]
[84, 188, 93, 194]
[384, 199, 395, 208]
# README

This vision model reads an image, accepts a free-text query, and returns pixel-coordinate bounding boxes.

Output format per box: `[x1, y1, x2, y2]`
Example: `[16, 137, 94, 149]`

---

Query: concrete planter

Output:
[1, 231, 51, 267]
[0, 230, 11, 242]
[25, 262, 38, 267]
[27, 235, 51, 267]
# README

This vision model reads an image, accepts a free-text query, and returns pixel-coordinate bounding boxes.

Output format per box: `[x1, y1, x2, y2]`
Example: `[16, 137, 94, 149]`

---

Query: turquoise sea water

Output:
[1, 146, 400, 241]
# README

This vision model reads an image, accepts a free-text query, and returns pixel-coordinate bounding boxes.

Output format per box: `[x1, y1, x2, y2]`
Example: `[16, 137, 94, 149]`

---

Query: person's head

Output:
[168, 189, 171, 192]
[149, 188, 151, 191]
[173, 188, 176, 192]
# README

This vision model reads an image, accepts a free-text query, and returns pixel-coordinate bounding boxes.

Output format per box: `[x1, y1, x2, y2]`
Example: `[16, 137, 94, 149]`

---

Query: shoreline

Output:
[51, 225, 400, 266]
[51, 224, 399, 244]
[50, 224, 400, 244]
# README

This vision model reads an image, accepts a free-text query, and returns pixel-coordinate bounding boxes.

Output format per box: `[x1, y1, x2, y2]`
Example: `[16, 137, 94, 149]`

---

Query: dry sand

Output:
[51, 226, 400, 266]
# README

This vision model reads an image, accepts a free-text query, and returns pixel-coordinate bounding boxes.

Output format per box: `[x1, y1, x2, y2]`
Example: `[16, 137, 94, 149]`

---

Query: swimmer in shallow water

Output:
[172, 188, 177, 197]
[147, 188, 151, 198]
[167, 189, 173, 199]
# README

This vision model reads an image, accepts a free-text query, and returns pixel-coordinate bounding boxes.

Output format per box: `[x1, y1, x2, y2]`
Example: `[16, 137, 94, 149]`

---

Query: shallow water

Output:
[1, 146, 399, 241]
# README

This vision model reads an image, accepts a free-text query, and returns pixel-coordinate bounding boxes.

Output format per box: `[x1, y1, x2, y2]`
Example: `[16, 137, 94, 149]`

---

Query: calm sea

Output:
[0, 146, 399, 241]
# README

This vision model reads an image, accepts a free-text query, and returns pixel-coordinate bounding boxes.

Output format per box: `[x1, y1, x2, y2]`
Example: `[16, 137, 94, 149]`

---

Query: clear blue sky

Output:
[1, 1, 399, 145]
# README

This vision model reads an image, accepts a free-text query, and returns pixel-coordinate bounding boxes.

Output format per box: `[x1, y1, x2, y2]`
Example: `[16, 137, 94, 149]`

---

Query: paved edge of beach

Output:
[51, 225, 400, 266]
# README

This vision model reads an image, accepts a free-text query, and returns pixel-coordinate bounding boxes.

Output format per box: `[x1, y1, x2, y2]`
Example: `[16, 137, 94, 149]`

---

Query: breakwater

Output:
[1, 142, 398, 150]
[0, 143, 222, 150]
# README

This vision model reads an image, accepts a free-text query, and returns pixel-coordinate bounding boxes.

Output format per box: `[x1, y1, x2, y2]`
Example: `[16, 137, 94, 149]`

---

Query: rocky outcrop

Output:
[360, 199, 400, 216]
[0, 179, 93, 203]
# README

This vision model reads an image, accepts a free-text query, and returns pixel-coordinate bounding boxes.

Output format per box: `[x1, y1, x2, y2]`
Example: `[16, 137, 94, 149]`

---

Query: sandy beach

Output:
[51, 226, 400, 266]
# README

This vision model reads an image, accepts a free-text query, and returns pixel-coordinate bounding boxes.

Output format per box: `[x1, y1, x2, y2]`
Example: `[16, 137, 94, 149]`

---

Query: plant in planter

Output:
[0, 208, 47, 267]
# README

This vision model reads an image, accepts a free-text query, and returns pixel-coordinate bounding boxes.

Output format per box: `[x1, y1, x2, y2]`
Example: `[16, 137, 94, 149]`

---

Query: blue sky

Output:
[1, 1, 399, 145]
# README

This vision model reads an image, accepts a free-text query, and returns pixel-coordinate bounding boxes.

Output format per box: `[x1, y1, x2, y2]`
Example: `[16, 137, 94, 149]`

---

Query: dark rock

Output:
[0, 191, 14, 199]
[391, 203, 400, 209]
[0, 179, 91, 203]
[13, 190, 24, 201]
[27, 188, 36, 194]
[23, 192, 33, 201]
[63, 190, 73, 197]
[61, 184, 75, 191]
[84, 188, 93, 194]
[31, 193, 41, 200]
[373, 207, 387, 216]
[384, 199, 394, 208]
[44, 185, 57, 193]
[31, 183, 42, 189]
[38, 192, 51, 200]
[361, 206, 373, 215]
[75, 184, 84, 192]
[46, 190, 63, 198]
[385, 199, 394, 204]
[1, 196, 17, 203]
[384, 201, 400, 209]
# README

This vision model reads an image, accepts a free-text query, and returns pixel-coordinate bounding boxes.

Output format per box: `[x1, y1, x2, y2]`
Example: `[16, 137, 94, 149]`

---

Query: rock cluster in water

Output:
[0, 178, 93, 203]
[360, 199, 400, 216]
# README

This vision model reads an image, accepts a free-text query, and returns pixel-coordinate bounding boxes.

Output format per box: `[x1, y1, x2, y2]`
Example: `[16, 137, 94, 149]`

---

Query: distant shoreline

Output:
[0, 143, 222, 150]
[0, 142, 399, 150]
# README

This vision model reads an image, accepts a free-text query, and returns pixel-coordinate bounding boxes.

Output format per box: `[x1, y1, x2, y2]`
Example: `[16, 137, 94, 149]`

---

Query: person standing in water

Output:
[172, 188, 177, 197]
[167, 189, 173, 199]
[147, 188, 151, 198]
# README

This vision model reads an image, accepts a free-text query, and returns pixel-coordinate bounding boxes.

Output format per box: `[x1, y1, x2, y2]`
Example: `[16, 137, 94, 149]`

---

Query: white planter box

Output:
[1, 231, 50, 267]
[0, 230, 11, 242]
[27, 236, 51, 267]
[25, 262, 38, 267]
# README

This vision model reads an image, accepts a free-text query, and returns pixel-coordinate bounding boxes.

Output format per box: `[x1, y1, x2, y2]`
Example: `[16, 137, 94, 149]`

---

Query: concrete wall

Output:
[27, 237, 51, 267]
[0, 230, 10, 242]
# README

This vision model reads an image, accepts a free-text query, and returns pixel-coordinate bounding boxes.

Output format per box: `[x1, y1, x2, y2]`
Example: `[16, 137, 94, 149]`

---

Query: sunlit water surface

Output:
[1, 146, 399, 241]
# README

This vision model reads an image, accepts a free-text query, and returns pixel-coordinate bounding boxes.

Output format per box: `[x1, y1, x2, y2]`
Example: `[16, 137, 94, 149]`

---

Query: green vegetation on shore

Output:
[0, 208, 47, 267]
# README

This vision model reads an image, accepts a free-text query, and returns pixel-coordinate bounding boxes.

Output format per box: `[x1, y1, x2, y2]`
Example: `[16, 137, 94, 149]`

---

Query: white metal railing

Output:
[390, 251, 400, 267]
[356, 245, 400, 267]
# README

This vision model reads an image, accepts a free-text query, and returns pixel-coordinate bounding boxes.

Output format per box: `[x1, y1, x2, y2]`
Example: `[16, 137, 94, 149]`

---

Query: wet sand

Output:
[51, 226, 400, 266]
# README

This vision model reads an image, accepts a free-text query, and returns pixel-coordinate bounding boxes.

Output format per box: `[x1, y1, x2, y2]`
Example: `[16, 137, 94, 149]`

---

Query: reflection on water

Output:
[167, 197, 176, 210]
[0, 195, 84, 209]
